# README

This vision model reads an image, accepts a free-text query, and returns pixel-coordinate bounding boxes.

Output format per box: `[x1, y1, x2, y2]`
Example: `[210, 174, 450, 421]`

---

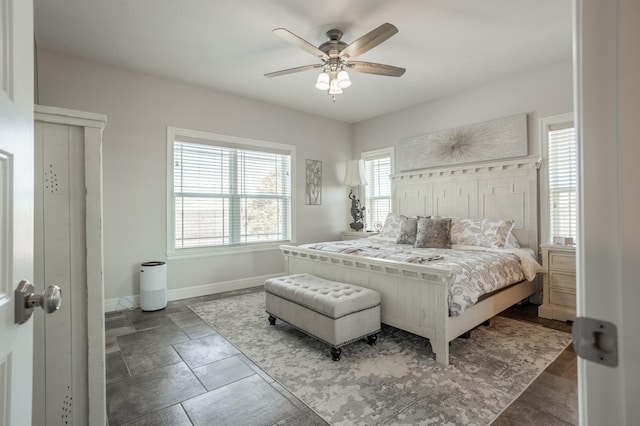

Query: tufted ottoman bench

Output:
[264, 273, 381, 361]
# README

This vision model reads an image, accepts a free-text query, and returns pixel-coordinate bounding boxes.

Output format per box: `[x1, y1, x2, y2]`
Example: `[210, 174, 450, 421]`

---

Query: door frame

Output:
[574, 0, 640, 423]
[34, 105, 107, 425]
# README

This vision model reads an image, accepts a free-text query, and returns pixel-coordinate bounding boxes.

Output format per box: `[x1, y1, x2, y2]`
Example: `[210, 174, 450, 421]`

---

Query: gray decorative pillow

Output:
[414, 217, 452, 249]
[379, 213, 402, 239]
[396, 215, 418, 245]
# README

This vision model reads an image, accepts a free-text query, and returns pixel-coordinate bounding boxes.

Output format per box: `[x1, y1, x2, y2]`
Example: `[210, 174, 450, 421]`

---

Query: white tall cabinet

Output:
[33, 105, 107, 426]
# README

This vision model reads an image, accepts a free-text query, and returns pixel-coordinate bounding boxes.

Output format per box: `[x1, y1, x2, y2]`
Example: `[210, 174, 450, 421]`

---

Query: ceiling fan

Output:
[265, 23, 406, 99]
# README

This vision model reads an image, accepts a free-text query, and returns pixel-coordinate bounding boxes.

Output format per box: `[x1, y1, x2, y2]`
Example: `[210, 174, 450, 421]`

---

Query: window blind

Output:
[548, 125, 577, 241]
[173, 140, 291, 249]
[364, 155, 392, 229]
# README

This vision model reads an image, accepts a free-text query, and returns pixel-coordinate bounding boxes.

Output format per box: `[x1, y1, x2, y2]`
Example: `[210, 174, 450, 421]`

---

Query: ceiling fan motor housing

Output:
[319, 29, 348, 58]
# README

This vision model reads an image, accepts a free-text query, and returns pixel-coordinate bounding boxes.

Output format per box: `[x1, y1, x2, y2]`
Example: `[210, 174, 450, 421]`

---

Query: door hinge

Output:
[572, 317, 618, 367]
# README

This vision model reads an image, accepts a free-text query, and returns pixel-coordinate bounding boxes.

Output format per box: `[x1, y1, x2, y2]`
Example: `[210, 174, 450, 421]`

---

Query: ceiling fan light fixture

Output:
[337, 69, 351, 88]
[315, 71, 330, 90]
[328, 78, 343, 95]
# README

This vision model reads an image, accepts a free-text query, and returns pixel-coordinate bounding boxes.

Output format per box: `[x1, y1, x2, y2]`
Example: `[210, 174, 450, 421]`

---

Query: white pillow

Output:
[379, 213, 402, 240]
[450, 218, 515, 248]
[504, 228, 521, 248]
[497, 220, 517, 248]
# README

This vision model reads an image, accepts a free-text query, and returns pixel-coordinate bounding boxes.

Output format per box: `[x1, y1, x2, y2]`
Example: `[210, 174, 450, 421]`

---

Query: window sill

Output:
[167, 240, 296, 260]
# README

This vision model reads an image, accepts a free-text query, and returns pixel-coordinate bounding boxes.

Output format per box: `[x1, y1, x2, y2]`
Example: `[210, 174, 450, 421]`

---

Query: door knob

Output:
[14, 280, 62, 324]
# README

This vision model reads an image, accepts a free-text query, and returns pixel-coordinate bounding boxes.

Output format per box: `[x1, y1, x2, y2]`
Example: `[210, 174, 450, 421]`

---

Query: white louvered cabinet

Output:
[538, 244, 576, 321]
[33, 105, 107, 426]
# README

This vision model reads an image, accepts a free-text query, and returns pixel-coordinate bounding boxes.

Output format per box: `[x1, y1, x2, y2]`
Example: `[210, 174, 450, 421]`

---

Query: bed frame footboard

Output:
[280, 245, 536, 365]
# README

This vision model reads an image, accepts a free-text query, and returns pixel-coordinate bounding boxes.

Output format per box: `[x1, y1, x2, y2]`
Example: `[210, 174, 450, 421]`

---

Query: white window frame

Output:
[539, 113, 576, 245]
[361, 147, 394, 230]
[167, 126, 296, 259]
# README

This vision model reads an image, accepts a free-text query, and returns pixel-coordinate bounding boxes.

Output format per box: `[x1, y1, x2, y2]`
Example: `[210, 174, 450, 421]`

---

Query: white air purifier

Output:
[140, 261, 167, 311]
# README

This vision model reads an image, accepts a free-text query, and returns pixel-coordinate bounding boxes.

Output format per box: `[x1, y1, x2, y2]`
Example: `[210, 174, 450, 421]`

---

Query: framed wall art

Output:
[305, 159, 322, 205]
[396, 113, 528, 171]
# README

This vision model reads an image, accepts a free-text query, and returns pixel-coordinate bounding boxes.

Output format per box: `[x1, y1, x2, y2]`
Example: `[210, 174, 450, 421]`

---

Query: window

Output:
[362, 148, 394, 230]
[168, 127, 294, 256]
[542, 114, 577, 243]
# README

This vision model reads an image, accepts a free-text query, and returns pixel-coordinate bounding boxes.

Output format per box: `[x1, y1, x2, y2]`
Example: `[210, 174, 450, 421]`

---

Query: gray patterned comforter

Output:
[299, 238, 542, 317]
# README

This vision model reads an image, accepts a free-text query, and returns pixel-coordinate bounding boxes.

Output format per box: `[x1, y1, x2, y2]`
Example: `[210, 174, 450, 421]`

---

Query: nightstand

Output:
[341, 231, 379, 240]
[538, 244, 576, 321]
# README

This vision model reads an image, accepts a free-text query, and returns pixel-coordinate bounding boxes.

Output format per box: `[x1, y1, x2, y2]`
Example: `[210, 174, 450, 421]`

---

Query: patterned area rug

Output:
[190, 292, 571, 426]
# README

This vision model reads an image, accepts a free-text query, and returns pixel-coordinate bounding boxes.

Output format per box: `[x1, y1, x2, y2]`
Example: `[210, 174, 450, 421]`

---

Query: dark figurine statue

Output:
[348, 190, 366, 231]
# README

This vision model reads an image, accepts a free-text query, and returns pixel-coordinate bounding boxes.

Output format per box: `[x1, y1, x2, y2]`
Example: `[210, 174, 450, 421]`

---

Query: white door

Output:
[0, 0, 35, 425]
[575, 0, 640, 424]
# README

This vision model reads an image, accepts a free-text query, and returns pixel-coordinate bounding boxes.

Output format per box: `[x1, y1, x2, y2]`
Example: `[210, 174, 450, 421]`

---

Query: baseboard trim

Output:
[104, 272, 284, 312]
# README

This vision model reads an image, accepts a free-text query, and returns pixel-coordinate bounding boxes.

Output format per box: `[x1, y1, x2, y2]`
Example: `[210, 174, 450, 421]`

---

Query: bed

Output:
[280, 158, 542, 365]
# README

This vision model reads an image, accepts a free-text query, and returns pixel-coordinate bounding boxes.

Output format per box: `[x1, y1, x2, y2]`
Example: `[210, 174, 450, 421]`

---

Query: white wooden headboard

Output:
[391, 158, 541, 249]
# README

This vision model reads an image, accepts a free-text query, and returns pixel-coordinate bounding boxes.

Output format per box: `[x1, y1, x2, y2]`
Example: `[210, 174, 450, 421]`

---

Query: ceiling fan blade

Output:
[273, 28, 330, 61]
[347, 61, 406, 77]
[339, 23, 398, 59]
[264, 64, 322, 77]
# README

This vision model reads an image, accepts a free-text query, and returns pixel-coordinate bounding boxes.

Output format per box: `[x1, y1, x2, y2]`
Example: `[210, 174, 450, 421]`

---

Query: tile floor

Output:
[105, 288, 577, 426]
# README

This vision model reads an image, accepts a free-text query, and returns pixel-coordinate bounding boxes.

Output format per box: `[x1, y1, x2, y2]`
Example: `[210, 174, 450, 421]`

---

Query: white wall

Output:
[36, 49, 352, 307]
[352, 59, 574, 160]
[36, 48, 572, 308]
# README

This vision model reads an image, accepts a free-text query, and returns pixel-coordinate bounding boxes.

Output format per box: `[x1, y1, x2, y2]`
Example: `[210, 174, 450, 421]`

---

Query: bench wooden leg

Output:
[268, 315, 276, 325]
[330, 347, 342, 361]
[367, 334, 378, 346]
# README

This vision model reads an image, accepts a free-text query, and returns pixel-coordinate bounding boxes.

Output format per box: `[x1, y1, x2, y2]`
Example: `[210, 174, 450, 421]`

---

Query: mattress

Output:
[298, 237, 543, 317]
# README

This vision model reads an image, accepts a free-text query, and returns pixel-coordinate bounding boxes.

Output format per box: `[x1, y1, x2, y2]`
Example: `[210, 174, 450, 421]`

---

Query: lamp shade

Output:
[343, 159, 368, 186]
[328, 78, 343, 95]
[337, 69, 351, 88]
[315, 72, 330, 90]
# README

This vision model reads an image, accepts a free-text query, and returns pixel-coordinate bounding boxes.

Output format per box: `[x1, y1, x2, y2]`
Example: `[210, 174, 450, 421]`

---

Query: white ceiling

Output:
[34, 0, 572, 124]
